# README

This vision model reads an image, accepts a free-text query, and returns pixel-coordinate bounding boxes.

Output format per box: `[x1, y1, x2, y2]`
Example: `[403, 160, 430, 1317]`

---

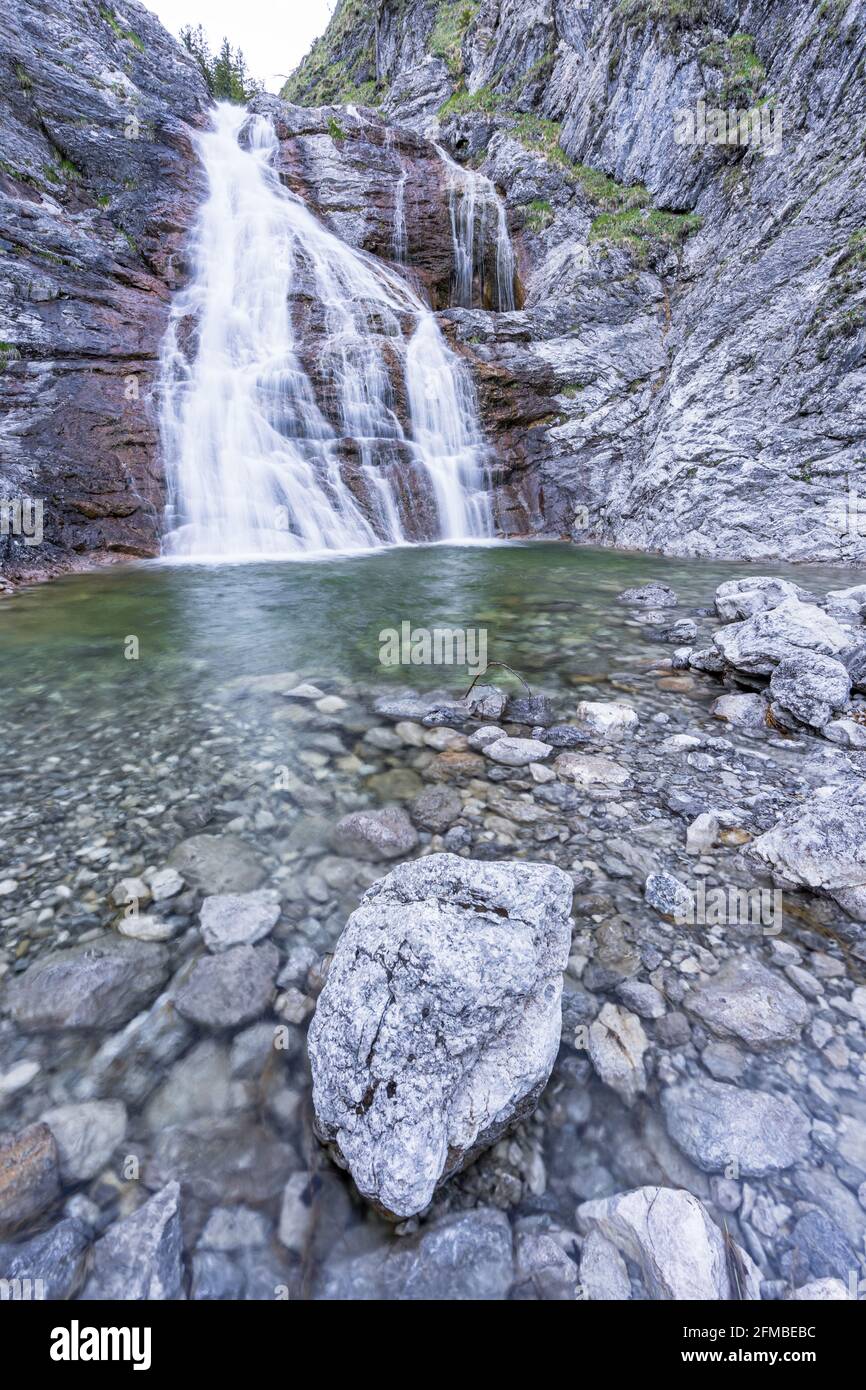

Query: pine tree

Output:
[179, 25, 263, 104]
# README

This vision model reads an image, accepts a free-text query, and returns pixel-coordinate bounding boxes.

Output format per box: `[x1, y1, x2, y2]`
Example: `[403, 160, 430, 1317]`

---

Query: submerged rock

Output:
[588, 1003, 648, 1104]
[618, 584, 678, 608]
[484, 735, 552, 766]
[662, 1078, 811, 1176]
[644, 871, 693, 922]
[781, 1208, 859, 1286]
[174, 942, 279, 1029]
[788, 1278, 851, 1300]
[308, 853, 573, 1219]
[683, 956, 810, 1048]
[168, 833, 267, 894]
[144, 1118, 293, 1204]
[536, 723, 592, 748]
[0, 1217, 90, 1300]
[4, 937, 169, 1032]
[553, 752, 628, 786]
[409, 784, 462, 832]
[0, 1123, 60, 1238]
[710, 692, 769, 729]
[513, 1230, 580, 1301]
[579, 1229, 631, 1301]
[80, 1182, 184, 1300]
[505, 694, 554, 725]
[40, 1101, 127, 1183]
[331, 806, 419, 861]
[575, 700, 638, 738]
[316, 1207, 514, 1301]
[577, 1186, 760, 1300]
[198, 889, 281, 952]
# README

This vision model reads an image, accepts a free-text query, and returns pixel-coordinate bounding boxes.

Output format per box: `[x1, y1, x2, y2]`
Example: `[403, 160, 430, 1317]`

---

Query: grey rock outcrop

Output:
[0, 0, 210, 580]
[308, 853, 573, 1219]
[768, 653, 851, 729]
[713, 601, 850, 676]
[714, 577, 809, 622]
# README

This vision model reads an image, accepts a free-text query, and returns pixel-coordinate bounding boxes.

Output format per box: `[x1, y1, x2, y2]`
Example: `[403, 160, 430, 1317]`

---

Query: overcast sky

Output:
[142, 0, 336, 93]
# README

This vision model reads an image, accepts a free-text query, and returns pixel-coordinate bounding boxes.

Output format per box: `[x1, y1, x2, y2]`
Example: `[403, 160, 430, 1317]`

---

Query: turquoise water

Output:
[0, 542, 855, 706]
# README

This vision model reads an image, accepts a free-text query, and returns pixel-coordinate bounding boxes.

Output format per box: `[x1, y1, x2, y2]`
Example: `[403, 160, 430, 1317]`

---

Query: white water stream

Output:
[159, 104, 492, 558]
[437, 144, 516, 312]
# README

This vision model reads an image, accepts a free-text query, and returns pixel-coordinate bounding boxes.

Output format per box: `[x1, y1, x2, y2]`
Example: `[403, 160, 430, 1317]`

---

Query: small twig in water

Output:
[461, 661, 532, 700]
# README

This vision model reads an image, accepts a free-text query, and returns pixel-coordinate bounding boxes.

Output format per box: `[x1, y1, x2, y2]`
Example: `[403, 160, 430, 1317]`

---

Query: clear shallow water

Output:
[1, 542, 864, 1299]
[0, 542, 856, 702]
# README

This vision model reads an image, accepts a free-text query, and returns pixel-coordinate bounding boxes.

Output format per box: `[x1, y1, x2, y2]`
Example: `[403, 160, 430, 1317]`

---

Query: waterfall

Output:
[393, 170, 408, 263]
[386, 128, 407, 264]
[437, 145, 516, 312]
[158, 104, 490, 559]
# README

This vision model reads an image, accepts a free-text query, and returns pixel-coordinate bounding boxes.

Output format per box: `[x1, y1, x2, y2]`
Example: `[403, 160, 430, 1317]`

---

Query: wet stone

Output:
[199, 890, 281, 952]
[331, 806, 419, 861]
[168, 834, 267, 894]
[683, 956, 811, 1048]
[80, 1182, 184, 1301]
[0, 1123, 61, 1239]
[4, 936, 170, 1033]
[662, 1078, 811, 1176]
[174, 942, 279, 1030]
[0, 1217, 90, 1300]
[40, 1101, 127, 1183]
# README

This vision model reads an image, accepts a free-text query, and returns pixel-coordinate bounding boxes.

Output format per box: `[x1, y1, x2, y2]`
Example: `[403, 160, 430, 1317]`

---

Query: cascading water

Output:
[393, 171, 408, 263]
[159, 103, 490, 559]
[385, 128, 407, 264]
[437, 145, 516, 312]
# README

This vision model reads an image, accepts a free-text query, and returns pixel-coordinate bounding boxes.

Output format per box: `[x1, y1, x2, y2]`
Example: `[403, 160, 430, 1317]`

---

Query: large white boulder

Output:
[713, 599, 850, 675]
[576, 1186, 761, 1300]
[307, 853, 573, 1219]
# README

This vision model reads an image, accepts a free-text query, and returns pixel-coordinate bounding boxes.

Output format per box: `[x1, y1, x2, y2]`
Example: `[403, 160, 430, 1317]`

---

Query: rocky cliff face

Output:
[0, 0, 210, 580]
[4, 1, 864, 577]
[285, 0, 866, 562]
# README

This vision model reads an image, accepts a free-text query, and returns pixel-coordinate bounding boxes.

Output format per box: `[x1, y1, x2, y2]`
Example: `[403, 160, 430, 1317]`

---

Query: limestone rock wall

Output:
[284, 0, 866, 563]
[0, 0, 210, 580]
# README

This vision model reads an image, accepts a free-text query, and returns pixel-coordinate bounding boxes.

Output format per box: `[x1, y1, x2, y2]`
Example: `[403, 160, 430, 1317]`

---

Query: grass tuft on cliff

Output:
[700, 32, 766, 107]
[617, 0, 716, 29]
[430, 1, 478, 77]
[99, 6, 145, 52]
[281, 0, 385, 107]
[504, 114, 701, 263]
[590, 207, 703, 263]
